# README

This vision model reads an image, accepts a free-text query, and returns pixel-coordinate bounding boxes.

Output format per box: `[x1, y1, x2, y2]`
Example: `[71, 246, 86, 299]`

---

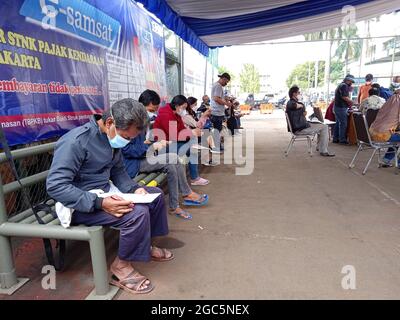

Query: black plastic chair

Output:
[349, 112, 398, 175]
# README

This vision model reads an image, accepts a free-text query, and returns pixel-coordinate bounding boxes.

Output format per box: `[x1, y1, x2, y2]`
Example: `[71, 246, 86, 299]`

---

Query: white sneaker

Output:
[191, 177, 210, 186]
[210, 147, 222, 154]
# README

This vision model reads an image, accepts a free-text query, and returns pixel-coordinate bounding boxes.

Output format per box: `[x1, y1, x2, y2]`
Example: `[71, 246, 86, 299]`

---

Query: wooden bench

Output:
[0, 142, 167, 299]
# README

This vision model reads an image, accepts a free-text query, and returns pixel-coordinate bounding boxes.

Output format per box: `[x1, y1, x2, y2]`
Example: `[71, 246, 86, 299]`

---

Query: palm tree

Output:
[304, 28, 340, 88]
[334, 26, 362, 75]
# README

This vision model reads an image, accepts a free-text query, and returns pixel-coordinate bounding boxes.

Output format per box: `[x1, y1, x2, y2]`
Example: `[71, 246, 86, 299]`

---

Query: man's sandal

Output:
[110, 270, 154, 294]
[151, 246, 174, 262]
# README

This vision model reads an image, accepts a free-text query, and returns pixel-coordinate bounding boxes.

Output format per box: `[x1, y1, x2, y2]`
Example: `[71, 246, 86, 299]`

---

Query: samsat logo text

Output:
[19, 0, 121, 51]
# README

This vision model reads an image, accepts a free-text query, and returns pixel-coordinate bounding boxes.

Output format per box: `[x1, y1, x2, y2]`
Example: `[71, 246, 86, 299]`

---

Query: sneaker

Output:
[210, 147, 222, 154]
[203, 160, 219, 167]
[380, 159, 393, 168]
[191, 177, 209, 186]
[320, 152, 335, 157]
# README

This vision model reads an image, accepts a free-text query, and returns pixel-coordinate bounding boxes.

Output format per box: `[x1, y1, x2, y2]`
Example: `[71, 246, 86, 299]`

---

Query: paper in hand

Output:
[98, 192, 161, 203]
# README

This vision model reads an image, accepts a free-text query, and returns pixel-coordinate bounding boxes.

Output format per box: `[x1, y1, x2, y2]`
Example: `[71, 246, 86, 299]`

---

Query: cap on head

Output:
[344, 74, 355, 83]
[218, 72, 231, 81]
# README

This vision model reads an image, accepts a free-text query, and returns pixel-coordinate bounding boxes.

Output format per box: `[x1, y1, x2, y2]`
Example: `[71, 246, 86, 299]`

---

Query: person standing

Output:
[210, 73, 232, 151]
[333, 74, 355, 144]
[357, 74, 373, 104]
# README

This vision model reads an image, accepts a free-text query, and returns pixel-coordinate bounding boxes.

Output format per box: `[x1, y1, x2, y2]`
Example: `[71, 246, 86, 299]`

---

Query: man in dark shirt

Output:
[286, 86, 334, 157]
[197, 95, 210, 113]
[333, 74, 355, 144]
[47, 98, 172, 294]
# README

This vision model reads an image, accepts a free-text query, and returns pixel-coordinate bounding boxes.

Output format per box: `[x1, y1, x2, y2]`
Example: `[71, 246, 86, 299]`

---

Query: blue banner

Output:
[0, 0, 167, 146]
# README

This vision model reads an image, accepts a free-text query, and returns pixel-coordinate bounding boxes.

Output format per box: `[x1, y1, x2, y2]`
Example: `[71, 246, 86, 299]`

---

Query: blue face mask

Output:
[107, 107, 131, 148]
[108, 132, 130, 148]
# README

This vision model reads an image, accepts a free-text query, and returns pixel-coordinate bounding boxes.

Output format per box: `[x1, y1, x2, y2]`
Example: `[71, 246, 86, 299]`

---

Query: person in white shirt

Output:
[359, 87, 385, 114]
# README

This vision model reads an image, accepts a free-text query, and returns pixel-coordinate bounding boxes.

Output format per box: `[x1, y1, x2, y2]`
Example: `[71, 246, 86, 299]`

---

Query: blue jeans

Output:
[176, 140, 199, 180]
[333, 106, 348, 143]
[383, 133, 400, 164]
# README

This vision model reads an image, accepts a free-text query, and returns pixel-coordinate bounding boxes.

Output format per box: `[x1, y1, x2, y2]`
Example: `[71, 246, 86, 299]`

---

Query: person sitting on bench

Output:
[47, 98, 172, 294]
[122, 90, 208, 221]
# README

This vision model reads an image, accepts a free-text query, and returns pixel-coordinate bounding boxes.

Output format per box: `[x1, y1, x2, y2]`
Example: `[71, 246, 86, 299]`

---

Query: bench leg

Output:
[86, 227, 119, 300]
[0, 234, 29, 294]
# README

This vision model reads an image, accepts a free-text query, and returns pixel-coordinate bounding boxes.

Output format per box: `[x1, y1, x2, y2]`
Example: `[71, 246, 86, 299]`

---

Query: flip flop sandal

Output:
[183, 194, 209, 206]
[169, 208, 192, 220]
[110, 270, 154, 294]
[151, 246, 175, 262]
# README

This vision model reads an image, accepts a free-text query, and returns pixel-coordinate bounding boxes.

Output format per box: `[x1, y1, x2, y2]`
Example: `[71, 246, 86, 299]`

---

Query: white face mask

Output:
[147, 111, 157, 119]
[177, 109, 187, 117]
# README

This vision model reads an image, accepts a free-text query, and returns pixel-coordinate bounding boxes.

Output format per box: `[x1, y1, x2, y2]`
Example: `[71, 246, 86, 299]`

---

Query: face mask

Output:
[392, 82, 400, 89]
[147, 111, 157, 120]
[107, 130, 130, 148]
[107, 107, 131, 148]
[177, 109, 187, 117]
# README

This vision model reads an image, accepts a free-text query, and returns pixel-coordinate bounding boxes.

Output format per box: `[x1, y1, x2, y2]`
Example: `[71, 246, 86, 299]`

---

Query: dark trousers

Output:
[333, 106, 348, 143]
[211, 115, 225, 149]
[71, 187, 168, 262]
[211, 115, 224, 132]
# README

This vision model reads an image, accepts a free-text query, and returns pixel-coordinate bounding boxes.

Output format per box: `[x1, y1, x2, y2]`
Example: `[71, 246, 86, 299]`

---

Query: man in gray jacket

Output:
[47, 98, 172, 294]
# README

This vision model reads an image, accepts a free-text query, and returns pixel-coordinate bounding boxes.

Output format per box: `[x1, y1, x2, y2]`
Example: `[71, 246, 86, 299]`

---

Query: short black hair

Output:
[365, 73, 373, 81]
[288, 86, 300, 99]
[371, 83, 381, 89]
[369, 87, 380, 96]
[170, 95, 187, 110]
[138, 89, 161, 107]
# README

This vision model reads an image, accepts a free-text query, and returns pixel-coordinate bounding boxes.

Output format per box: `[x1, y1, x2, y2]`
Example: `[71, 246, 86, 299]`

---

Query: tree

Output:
[217, 65, 235, 82]
[286, 61, 325, 90]
[330, 60, 345, 84]
[304, 28, 341, 89]
[239, 63, 260, 94]
[334, 26, 362, 75]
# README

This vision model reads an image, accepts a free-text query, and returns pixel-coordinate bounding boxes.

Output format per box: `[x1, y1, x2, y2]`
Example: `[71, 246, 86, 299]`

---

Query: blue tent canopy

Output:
[136, 0, 400, 56]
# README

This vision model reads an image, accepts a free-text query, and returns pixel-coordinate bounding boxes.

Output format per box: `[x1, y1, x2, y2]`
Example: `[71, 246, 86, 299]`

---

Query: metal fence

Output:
[0, 138, 57, 217]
